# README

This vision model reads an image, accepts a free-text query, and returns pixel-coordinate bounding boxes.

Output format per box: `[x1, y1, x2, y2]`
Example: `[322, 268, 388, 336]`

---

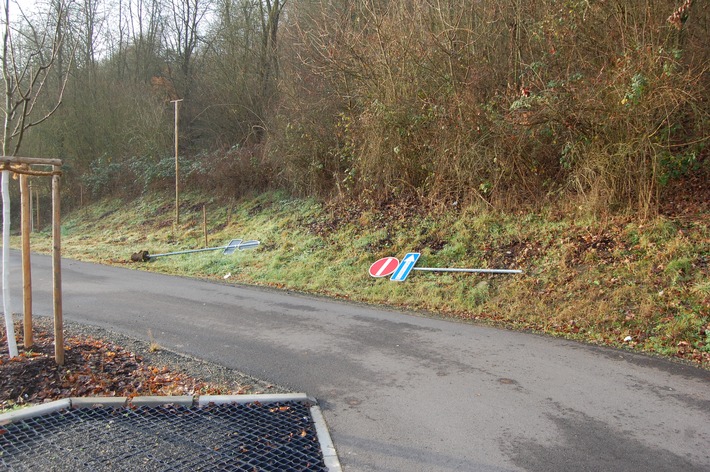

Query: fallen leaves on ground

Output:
[1, 326, 236, 412]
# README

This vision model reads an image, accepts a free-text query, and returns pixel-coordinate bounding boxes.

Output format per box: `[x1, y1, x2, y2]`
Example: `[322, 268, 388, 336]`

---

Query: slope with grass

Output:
[20, 191, 709, 368]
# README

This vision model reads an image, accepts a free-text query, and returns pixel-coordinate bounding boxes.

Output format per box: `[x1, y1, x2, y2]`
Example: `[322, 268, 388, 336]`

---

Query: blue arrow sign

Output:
[391, 252, 420, 281]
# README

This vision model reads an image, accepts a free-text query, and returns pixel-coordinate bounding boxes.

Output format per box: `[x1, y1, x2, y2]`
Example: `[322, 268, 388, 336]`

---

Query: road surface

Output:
[3, 251, 709, 471]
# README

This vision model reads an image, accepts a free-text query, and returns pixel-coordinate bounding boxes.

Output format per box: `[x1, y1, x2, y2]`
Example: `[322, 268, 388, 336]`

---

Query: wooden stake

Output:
[36, 188, 40, 229]
[20, 175, 33, 348]
[172, 99, 183, 226]
[203, 204, 208, 247]
[29, 182, 33, 232]
[52, 171, 64, 365]
[0, 156, 62, 356]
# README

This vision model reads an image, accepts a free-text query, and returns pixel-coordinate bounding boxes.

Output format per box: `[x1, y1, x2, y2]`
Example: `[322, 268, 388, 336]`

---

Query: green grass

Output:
[17, 190, 710, 368]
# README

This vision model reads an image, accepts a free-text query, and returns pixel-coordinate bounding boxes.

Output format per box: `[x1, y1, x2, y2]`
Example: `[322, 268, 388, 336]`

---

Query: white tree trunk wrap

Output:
[2, 169, 18, 357]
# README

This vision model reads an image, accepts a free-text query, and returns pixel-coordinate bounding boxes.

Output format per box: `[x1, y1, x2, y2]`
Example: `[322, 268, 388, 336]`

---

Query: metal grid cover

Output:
[0, 401, 327, 471]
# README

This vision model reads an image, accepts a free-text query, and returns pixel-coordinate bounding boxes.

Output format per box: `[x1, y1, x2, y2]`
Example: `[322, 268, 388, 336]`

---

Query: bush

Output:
[275, 0, 710, 214]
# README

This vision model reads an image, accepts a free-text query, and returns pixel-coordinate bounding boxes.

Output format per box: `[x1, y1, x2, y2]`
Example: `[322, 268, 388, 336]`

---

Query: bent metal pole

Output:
[147, 239, 260, 260]
[412, 267, 523, 274]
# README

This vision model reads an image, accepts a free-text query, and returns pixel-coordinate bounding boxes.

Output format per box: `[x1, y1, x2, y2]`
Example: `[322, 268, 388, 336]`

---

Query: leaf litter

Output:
[0, 319, 260, 412]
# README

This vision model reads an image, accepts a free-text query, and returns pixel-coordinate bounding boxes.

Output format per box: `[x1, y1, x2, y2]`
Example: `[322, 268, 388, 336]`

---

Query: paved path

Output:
[4, 251, 709, 471]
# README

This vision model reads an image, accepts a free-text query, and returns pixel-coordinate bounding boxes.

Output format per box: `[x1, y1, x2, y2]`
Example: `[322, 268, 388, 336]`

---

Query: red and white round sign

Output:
[369, 257, 399, 278]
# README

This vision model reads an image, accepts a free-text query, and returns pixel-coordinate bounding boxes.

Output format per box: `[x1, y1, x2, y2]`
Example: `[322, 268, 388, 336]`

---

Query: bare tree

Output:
[166, 0, 208, 94]
[2, 0, 73, 156]
[2, 0, 74, 358]
[259, 0, 285, 91]
[121, 0, 164, 82]
[77, 0, 104, 73]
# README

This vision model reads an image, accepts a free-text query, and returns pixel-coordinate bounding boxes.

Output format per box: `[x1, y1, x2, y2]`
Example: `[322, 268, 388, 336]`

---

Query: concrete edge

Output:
[129, 395, 195, 407]
[197, 393, 311, 407]
[70, 397, 128, 409]
[0, 399, 72, 426]
[310, 404, 342, 472]
[1, 394, 316, 423]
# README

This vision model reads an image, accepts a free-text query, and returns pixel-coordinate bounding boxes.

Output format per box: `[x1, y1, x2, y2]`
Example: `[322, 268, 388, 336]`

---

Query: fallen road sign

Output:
[368, 253, 522, 280]
[369, 257, 400, 278]
[223, 239, 260, 255]
[143, 239, 261, 261]
[390, 253, 421, 282]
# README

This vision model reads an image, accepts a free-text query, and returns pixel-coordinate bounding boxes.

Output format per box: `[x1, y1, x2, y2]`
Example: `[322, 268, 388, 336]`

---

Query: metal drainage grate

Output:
[0, 400, 329, 471]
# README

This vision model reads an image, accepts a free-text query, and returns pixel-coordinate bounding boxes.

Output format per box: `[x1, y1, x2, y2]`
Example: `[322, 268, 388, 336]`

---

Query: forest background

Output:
[5, 0, 707, 215]
[1, 0, 708, 366]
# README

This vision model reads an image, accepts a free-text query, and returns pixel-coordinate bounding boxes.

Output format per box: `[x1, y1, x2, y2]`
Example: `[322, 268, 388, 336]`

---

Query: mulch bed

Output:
[1, 321, 247, 412]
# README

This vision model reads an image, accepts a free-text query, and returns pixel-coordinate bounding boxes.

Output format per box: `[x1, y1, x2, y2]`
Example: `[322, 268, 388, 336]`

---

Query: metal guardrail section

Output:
[0, 395, 339, 471]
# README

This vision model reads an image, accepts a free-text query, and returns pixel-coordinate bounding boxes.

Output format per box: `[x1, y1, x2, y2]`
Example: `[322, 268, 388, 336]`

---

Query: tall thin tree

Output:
[1, 0, 73, 358]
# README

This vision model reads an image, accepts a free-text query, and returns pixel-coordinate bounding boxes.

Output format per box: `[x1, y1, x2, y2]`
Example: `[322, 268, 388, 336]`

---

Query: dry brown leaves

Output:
[1, 327, 232, 411]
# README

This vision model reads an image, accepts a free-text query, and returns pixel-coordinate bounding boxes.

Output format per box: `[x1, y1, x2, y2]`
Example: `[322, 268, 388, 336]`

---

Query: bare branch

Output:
[2, 0, 74, 156]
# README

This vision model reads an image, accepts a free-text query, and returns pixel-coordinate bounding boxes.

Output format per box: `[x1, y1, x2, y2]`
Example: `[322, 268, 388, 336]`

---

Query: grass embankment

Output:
[22, 191, 709, 368]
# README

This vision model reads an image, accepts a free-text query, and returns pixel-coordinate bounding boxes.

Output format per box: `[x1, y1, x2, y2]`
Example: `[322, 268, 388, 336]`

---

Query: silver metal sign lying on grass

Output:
[133, 239, 260, 262]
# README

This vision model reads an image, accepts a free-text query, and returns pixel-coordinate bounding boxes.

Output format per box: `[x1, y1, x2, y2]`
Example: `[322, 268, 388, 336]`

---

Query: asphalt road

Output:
[3, 250, 709, 471]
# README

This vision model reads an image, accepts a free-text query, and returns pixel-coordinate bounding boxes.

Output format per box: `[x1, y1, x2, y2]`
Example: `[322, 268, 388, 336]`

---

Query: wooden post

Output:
[203, 204, 208, 247]
[29, 182, 33, 232]
[20, 174, 32, 348]
[171, 99, 183, 226]
[0, 156, 63, 360]
[52, 170, 63, 365]
[35, 188, 40, 229]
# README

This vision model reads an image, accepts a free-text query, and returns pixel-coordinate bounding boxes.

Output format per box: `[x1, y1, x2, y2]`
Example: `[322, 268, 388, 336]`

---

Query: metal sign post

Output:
[146, 239, 260, 260]
[412, 267, 522, 274]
